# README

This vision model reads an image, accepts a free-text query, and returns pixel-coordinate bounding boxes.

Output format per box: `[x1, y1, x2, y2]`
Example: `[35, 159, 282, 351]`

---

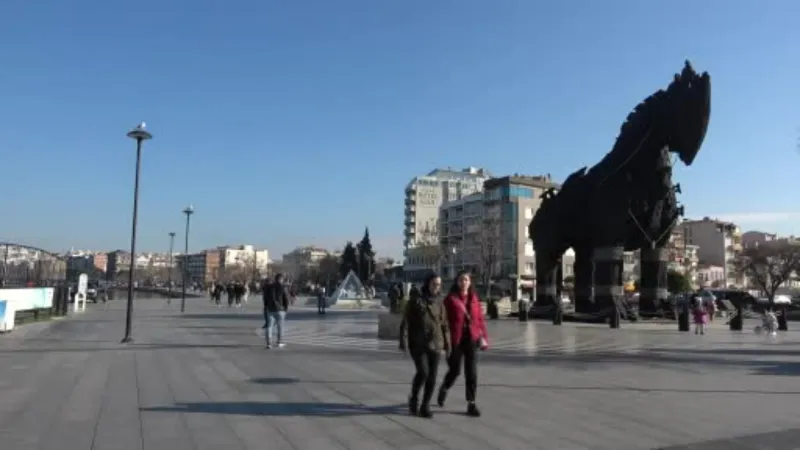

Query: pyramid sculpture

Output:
[329, 270, 370, 305]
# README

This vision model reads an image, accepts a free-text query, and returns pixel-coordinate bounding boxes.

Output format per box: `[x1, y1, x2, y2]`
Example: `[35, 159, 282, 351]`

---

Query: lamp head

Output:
[183, 205, 194, 215]
[127, 122, 153, 141]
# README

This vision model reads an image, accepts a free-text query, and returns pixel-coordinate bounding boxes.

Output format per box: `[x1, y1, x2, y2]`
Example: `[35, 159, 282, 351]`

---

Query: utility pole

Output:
[167, 232, 176, 303]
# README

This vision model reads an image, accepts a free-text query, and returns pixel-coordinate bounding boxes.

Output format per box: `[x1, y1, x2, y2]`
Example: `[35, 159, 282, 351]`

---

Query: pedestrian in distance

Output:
[437, 270, 489, 418]
[317, 286, 327, 314]
[262, 273, 292, 349]
[234, 282, 244, 307]
[226, 283, 235, 307]
[399, 272, 449, 418]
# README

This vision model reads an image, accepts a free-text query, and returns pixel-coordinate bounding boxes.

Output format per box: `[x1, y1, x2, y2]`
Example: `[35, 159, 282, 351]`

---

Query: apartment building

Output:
[106, 250, 132, 280]
[176, 250, 221, 284]
[403, 167, 490, 252]
[282, 246, 331, 274]
[679, 217, 743, 287]
[403, 167, 490, 280]
[741, 231, 778, 250]
[218, 245, 269, 271]
[434, 174, 559, 284]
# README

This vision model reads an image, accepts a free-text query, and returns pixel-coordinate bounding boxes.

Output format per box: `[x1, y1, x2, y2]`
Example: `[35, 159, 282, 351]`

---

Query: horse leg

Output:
[573, 247, 594, 314]
[592, 246, 624, 329]
[534, 253, 561, 325]
[639, 246, 669, 316]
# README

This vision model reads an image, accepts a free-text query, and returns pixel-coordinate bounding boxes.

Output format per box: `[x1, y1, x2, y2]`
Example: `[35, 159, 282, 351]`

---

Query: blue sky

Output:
[1, 1, 798, 260]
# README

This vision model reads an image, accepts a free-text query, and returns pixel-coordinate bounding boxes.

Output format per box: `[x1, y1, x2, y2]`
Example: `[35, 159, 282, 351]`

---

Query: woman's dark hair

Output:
[449, 270, 475, 295]
[421, 271, 440, 297]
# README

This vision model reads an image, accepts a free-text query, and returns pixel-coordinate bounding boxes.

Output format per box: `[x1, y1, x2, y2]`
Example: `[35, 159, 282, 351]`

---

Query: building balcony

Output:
[404, 217, 415, 227]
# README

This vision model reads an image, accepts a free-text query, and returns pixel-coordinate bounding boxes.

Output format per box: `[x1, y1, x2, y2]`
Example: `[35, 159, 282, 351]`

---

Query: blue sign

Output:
[0, 300, 6, 323]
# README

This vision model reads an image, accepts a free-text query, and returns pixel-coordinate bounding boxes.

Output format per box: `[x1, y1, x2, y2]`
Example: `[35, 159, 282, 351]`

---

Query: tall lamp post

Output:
[181, 205, 194, 313]
[167, 232, 176, 302]
[121, 122, 152, 344]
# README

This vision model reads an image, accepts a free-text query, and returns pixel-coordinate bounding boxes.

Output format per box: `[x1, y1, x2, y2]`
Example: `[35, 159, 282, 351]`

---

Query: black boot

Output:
[408, 396, 418, 416]
[436, 387, 448, 407]
[418, 404, 433, 418]
[467, 402, 481, 417]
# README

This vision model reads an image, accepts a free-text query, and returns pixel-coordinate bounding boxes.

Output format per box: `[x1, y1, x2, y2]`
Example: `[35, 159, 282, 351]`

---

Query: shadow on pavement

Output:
[248, 377, 800, 395]
[141, 401, 405, 417]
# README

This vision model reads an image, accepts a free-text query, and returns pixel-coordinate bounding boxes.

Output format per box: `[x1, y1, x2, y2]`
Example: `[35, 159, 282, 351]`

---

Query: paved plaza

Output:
[1, 297, 800, 450]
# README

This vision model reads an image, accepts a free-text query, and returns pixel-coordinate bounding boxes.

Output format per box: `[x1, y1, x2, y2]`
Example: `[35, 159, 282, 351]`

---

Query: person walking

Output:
[399, 272, 449, 418]
[692, 295, 708, 335]
[437, 270, 489, 417]
[262, 273, 291, 349]
[226, 282, 235, 307]
[317, 286, 327, 314]
[234, 282, 244, 307]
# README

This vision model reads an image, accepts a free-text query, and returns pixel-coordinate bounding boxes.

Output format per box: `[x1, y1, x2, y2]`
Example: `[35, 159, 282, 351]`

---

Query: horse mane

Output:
[584, 89, 667, 183]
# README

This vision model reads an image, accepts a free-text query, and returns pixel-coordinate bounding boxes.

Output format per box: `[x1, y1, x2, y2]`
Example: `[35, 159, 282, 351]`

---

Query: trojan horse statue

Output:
[529, 61, 711, 327]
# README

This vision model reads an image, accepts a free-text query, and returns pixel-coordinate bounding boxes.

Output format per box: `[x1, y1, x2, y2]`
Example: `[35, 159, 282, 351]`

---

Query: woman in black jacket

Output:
[399, 272, 450, 418]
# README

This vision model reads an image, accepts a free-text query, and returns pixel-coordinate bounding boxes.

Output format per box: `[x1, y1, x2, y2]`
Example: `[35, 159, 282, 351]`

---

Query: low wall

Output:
[377, 312, 403, 340]
[0, 287, 60, 331]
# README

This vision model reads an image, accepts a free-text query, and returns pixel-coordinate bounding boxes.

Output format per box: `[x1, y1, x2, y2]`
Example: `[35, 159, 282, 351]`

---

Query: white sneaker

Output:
[278, 343, 286, 348]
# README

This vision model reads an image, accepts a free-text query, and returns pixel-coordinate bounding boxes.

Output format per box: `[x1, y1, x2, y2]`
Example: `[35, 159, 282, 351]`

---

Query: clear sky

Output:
[1, 0, 798, 260]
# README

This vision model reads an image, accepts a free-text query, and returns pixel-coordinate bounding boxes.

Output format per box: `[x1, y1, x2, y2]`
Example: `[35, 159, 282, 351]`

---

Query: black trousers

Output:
[441, 336, 478, 402]
[410, 348, 440, 405]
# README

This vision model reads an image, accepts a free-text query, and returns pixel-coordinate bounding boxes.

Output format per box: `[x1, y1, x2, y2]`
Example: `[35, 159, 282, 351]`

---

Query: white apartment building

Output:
[218, 245, 269, 271]
[679, 218, 743, 288]
[403, 167, 490, 279]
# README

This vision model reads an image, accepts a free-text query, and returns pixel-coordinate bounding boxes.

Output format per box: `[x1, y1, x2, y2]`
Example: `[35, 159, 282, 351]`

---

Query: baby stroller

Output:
[754, 310, 779, 337]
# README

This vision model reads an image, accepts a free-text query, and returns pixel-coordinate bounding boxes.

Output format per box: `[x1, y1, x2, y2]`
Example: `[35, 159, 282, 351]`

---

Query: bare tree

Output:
[415, 219, 446, 273]
[477, 215, 501, 298]
[732, 239, 800, 308]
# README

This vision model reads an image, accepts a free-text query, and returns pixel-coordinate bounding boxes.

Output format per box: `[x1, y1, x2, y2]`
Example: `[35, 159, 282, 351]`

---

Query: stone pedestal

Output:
[639, 247, 669, 315]
[377, 312, 403, 341]
[593, 246, 624, 329]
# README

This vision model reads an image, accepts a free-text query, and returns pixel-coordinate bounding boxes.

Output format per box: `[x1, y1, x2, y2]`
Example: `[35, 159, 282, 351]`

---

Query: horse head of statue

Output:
[658, 60, 711, 166]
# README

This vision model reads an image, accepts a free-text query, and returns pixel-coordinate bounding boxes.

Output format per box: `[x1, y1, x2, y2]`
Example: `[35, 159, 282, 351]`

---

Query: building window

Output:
[524, 262, 534, 275]
[524, 207, 533, 220]
[509, 186, 534, 198]
[524, 242, 534, 256]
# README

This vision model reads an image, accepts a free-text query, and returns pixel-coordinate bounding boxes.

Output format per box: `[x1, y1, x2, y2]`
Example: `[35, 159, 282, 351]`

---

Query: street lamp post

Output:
[181, 205, 194, 313]
[121, 122, 152, 344]
[167, 232, 176, 303]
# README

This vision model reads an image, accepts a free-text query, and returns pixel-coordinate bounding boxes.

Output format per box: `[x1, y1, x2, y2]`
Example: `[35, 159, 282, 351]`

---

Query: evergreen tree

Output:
[340, 242, 358, 279]
[357, 227, 375, 283]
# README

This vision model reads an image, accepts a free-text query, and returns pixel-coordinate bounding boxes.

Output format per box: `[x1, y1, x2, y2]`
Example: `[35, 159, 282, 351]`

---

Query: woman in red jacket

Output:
[437, 270, 488, 417]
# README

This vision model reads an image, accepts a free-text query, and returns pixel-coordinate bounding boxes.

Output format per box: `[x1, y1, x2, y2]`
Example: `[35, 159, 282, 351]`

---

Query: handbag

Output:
[454, 294, 488, 350]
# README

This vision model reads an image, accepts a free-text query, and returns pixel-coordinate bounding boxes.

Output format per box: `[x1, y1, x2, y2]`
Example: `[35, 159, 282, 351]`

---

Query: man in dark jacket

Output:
[262, 273, 291, 349]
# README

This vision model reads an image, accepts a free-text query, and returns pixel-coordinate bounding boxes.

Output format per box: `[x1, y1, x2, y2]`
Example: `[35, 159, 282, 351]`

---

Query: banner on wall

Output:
[0, 288, 54, 311]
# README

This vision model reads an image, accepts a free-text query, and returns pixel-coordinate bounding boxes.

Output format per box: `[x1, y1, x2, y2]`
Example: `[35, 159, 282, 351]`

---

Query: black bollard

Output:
[552, 303, 562, 325]
[518, 299, 528, 322]
[678, 305, 690, 332]
[778, 307, 788, 331]
[729, 304, 743, 331]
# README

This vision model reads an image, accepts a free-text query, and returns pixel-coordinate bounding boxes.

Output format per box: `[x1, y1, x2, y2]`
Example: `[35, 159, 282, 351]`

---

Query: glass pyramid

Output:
[329, 270, 370, 304]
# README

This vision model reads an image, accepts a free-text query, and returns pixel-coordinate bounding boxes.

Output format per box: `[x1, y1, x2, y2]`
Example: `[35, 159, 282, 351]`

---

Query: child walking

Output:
[692, 296, 708, 335]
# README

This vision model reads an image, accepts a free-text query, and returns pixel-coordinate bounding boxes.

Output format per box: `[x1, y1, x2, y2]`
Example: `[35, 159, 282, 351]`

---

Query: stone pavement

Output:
[2, 298, 800, 450]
